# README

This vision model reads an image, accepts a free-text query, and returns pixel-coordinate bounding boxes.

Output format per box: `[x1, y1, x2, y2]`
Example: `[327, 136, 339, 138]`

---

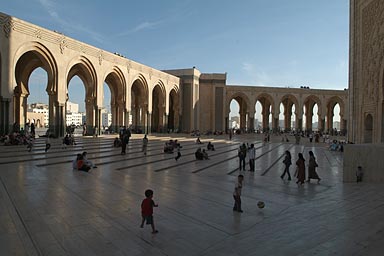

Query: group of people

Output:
[195, 148, 209, 160]
[72, 151, 97, 172]
[237, 143, 256, 171]
[163, 139, 179, 154]
[119, 126, 132, 155]
[62, 134, 77, 148]
[281, 150, 321, 185]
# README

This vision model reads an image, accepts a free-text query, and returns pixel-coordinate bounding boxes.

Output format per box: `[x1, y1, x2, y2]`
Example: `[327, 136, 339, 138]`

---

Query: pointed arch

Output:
[104, 66, 126, 129]
[131, 74, 149, 132]
[13, 42, 58, 131]
[168, 85, 180, 132]
[256, 93, 274, 132]
[280, 94, 299, 131]
[151, 80, 166, 132]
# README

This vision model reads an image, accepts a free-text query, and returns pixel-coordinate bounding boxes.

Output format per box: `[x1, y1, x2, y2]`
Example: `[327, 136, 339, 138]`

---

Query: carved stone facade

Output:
[0, 13, 181, 136]
[0, 12, 348, 137]
[349, 0, 384, 143]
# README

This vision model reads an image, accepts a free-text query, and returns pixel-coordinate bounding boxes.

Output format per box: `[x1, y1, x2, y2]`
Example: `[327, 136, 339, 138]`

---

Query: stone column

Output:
[0, 98, 10, 134]
[248, 110, 255, 132]
[273, 117, 279, 133]
[262, 107, 270, 132]
[329, 114, 334, 132]
[55, 102, 65, 137]
[225, 116, 229, 132]
[146, 111, 151, 134]
[240, 110, 247, 131]
[48, 93, 56, 134]
[163, 113, 168, 133]
[13, 93, 27, 130]
[305, 108, 313, 132]
[124, 109, 128, 127]
[297, 118, 303, 132]
[85, 99, 95, 135]
[111, 103, 117, 132]
[118, 103, 125, 127]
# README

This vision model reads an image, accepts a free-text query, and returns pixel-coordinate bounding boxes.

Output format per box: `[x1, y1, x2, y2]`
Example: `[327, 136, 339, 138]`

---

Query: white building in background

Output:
[66, 112, 83, 126]
[101, 112, 112, 128]
[28, 103, 49, 127]
[66, 101, 79, 113]
[65, 101, 85, 126]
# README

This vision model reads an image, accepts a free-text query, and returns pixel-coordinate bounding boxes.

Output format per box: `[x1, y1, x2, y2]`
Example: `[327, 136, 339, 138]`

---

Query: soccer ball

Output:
[257, 201, 265, 209]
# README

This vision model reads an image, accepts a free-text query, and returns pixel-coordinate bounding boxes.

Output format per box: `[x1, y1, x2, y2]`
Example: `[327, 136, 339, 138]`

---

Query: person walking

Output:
[248, 143, 256, 172]
[142, 134, 148, 155]
[307, 151, 321, 183]
[281, 150, 292, 180]
[233, 174, 244, 212]
[45, 135, 51, 152]
[295, 153, 305, 185]
[30, 122, 35, 137]
[121, 133, 128, 155]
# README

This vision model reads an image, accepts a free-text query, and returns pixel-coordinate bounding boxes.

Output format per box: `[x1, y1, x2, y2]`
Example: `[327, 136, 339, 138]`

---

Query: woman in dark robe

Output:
[296, 153, 306, 185]
[307, 151, 321, 183]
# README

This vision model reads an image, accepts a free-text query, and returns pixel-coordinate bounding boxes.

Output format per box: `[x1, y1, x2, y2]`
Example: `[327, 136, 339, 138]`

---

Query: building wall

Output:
[0, 12, 349, 136]
[0, 12, 180, 136]
[349, 0, 384, 143]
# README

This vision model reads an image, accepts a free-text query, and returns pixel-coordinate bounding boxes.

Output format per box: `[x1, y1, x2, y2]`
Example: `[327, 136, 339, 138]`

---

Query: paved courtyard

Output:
[0, 133, 383, 256]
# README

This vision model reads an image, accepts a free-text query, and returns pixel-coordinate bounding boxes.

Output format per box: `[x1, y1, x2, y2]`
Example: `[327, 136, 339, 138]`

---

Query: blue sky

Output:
[3, 0, 349, 116]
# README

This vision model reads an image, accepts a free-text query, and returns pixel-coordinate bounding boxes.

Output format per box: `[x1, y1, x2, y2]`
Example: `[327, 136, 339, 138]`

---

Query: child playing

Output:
[140, 189, 159, 234]
[233, 174, 244, 212]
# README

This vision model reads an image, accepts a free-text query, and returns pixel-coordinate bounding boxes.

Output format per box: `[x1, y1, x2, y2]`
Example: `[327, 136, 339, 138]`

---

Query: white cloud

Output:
[37, 0, 104, 43]
[117, 20, 163, 37]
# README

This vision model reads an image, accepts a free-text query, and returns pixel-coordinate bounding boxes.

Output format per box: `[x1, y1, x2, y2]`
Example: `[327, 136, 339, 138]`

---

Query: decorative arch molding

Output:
[168, 86, 181, 131]
[326, 96, 345, 115]
[279, 94, 299, 131]
[104, 66, 126, 105]
[280, 94, 299, 109]
[170, 84, 180, 95]
[103, 66, 127, 128]
[66, 55, 98, 100]
[130, 73, 149, 99]
[151, 81, 167, 132]
[227, 91, 252, 114]
[152, 80, 166, 97]
[13, 41, 58, 95]
[255, 93, 275, 111]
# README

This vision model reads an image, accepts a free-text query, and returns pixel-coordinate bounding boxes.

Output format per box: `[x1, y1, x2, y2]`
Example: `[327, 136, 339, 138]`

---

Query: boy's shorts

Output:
[143, 215, 153, 225]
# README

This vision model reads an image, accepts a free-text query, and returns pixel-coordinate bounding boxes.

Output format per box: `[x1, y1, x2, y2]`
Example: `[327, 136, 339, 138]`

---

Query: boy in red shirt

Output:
[140, 189, 159, 234]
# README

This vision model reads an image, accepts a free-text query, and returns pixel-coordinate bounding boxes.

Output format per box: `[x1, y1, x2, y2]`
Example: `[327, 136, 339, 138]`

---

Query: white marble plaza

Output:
[0, 134, 383, 256]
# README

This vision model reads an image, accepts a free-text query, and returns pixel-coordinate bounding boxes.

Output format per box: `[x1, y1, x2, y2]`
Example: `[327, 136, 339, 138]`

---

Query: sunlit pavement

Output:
[0, 133, 383, 256]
